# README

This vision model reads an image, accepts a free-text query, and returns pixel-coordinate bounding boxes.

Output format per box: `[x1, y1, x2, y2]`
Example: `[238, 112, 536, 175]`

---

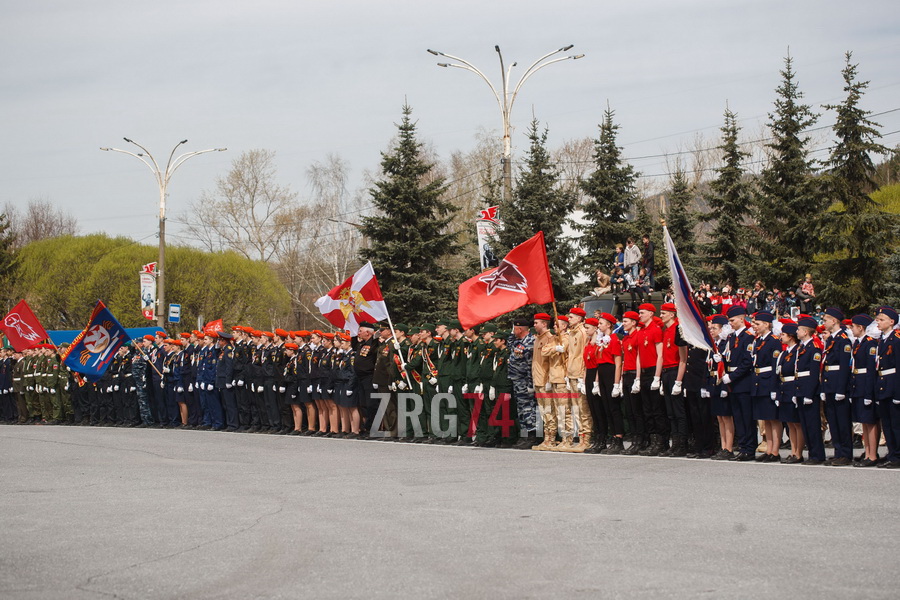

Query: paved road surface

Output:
[1, 424, 898, 599]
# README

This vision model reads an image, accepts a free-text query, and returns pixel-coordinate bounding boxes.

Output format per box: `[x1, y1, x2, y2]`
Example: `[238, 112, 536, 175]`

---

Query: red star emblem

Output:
[478, 260, 528, 296]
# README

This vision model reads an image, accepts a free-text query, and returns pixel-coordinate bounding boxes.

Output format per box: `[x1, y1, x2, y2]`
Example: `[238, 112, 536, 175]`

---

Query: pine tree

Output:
[359, 104, 460, 322]
[752, 53, 822, 289]
[497, 119, 577, 305]
[665, 165, 698, 279]
[702, 107, 753, 287]
[817, 52, 896, 313]
[576, 106, 640, 277]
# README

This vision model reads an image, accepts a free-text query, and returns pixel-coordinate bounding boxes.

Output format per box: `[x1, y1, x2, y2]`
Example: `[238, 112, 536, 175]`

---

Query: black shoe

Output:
[765, 453, 781, 463]
[455, 437, 472, 446]
[828, 457, 852, 467]
[803, 458, 825, 465]
[605, 438, 625, 455]
[881, 460, 900, 469]
[781, 455, 803, 464]
[853, 457, 877, 467]
[226, 427, 238, 432]
[710, 449, 734, 461]
[734, 452, 755, 462]
[754, 453, 768, 462]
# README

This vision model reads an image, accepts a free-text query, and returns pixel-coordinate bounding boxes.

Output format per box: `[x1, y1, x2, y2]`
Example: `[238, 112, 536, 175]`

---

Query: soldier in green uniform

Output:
[408, 324, 439, 443]
[490, 334, 515, 447]
[12, 350, 28, 423]
[36, 346, 55, 423]
[371, 324, 399, 438]
[433, 321, 457, 444]
[474, 324, 498, 447]
[458, 325, 484, 445]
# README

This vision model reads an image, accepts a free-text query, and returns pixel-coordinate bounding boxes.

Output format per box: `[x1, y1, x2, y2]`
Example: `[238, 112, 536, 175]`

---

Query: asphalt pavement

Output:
[1, 424, 898, 600]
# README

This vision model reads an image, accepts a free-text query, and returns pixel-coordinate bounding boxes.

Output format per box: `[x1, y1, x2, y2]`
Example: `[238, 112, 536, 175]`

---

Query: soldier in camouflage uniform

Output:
[132, 336, 154, 427]
[508, 318, 538, 449]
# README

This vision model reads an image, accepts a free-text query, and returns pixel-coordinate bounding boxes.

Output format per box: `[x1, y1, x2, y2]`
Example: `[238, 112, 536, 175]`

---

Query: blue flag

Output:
[62, 301, 132, 382]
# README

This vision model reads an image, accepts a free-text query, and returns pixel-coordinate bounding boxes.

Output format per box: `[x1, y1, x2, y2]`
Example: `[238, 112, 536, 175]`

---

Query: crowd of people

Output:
[1, 299, 899, 469]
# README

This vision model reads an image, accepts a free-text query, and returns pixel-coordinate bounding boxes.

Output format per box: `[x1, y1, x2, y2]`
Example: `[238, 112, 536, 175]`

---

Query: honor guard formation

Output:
[2, 304, 900, 469]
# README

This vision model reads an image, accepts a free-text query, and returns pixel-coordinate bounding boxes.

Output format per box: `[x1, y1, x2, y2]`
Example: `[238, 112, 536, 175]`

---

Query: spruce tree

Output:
[665, 165, 698, 279]
[359, 104, 460, 322]
[497, 119, 576, 305]
[752, 54, 822, 289]
[702, 107, 753, 287]
[817, 52, 895, 312]
[576, 106, 640, 277]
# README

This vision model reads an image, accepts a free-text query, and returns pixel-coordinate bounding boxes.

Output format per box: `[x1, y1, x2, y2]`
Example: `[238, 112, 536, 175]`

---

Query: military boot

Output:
[552, 435, 575, 452]
[532, 432, 558, 451]
[622, 434, 644, 455]
[570, 433, 591, 454]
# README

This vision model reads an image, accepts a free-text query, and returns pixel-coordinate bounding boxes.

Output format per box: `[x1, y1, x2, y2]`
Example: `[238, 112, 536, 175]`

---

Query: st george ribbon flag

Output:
[2, 300, 51, 351]
[458, 231, 555, 330]
[662, 225, 716, 351]
[61, 301, 132, 382]
[314, 261, 389, 335]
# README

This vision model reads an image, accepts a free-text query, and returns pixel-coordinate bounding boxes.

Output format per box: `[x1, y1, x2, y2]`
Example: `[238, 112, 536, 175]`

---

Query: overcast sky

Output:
[2, 0, 898, 246]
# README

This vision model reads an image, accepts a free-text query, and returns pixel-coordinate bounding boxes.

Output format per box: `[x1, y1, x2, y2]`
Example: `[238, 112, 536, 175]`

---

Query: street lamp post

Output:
[100, 139, 226, 328]
[427, 45, 584, 204]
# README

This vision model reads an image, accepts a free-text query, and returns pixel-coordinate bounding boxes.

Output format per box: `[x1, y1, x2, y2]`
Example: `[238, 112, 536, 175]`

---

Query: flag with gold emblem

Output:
[314, 262, 389, 335]
[60, 301, 132, 382]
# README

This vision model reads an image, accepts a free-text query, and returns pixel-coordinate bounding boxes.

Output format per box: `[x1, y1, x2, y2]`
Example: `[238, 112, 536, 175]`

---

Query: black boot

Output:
[584, 436, 606, 454]
[623, 434, 644, 455]
[605, 436, 626, 455]
[640, 434, 662, 456]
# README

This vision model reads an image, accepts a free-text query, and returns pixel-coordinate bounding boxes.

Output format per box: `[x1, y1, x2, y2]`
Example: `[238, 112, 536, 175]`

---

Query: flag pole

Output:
[133, 342, 164, 378]
[384, 310, 414, 390]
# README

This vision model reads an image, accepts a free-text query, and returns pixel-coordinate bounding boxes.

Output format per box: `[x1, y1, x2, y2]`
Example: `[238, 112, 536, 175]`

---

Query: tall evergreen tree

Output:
[665, 165, 698, 279]
[817, 52, 895, 312]
[576, 106, 640, 277]
[359, 104, 460, 322]
[497, 119, 576, 305]
[752, 53, 822, 289]
[702, 107, 753, 287]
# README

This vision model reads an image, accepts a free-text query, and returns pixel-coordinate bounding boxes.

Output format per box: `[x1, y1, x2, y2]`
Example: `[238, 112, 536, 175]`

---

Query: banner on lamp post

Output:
[475, 206, 502, 271]
[140, 262, 157, 321]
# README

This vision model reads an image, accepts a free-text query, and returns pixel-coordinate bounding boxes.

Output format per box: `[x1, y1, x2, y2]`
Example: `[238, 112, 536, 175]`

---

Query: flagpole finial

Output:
[660, 218, 667, 227]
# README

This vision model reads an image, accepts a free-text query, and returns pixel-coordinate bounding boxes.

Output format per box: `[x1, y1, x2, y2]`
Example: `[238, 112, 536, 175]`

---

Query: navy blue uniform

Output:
[725, 326, 756, 454]
[795, 339, 824, 461]
[849, 335, 878, 424]
[776, 344, 800, 423]
[875, 330, 900, 464]
[750, 332, 779, 421]
[821, 329, 853, 459]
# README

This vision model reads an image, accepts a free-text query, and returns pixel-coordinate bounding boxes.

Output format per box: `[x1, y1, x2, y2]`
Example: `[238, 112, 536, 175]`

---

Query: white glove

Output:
[820, 393, 826, 401]
[770, 392, 777, 401]
[392, 340, 401, 351]
[565, 380, 572, 392]
[474, 384, 484, 394]
[700, 388, 710, 399]
[373, 383, 379, 390]
[592, 381, 601, 395]
[526, 386, 535, 394]
[462, 384, 468, 394]
[0, 389, 5, 395]
[577, 379, 586, 395]
[555, 345, 565, 353]
[114, 385, 120, 392]
[163, 367, 170, 373]
[307, 385, 313, 393]
[389, 383, 397, 391]
[448, 386, 453, 394]
[226, 382, 233, 389]
[835, 393, 845, 401]
[612, 383, 622, 397]
[316, 385, 322, 393]
[398, 381, 407, 390]
[803, 397, 813, 405]
[272, 385, 277, 392]
[279, 386, 286, 393]
[177, 387, 184, 393]
[106, 387, 113, 393]
[671, 380, 683, 396]
[129, 386, 135, 393]
[544, 382, 552, 392]
[712, 354, 722, 363]
[428, 377, 437, 386]
[720, 390, 728, 398]
[65, 384, 69, 391]
[160, 382, 164, 389]
[774, 399, 780, 407]
[50, 389, 56, 394]
[893, 399, 900, 405]
[864, 398, 872, 406]
[187, 384, 193, 393]
[346, 389, 353, 397]
[651, 377, 661, 390]
[631, 380, 641, 394]
[722, 374, 731, 385]
[238, 379, 244, 386]
[489, 387, 496, 400]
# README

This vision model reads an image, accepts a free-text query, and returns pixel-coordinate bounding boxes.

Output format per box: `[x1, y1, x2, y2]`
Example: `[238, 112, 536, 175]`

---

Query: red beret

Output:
[338, 333, 351, 341]
[143, 334, 155, 341]
[600, 312, 617, 325]
[251, 330, 262, 337]
[170, 339, 183, 346]
[584, 318, 599, 327]
[196, 332, 206, 338]
[297, 330, 310, 337]
[155, 331, 167, 337]
[322, 332, 335, 340]
[312, 330, 323, 336]
[207, 331, 218, 338]
[638, 303, 656, 313]
[660, 303, 676, 313]
[569, 307, 587, 317]
[533, 313, 552, 321]
[623, 311, 640, 321]
[275, 328, 289, 337]
[179, 332, 191, 338]
[284, 342, 299, 350]
[556, 315, 569, 322]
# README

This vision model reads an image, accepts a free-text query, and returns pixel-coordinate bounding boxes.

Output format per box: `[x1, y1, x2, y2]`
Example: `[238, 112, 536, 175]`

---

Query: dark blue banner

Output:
[62, 302, 132, 382]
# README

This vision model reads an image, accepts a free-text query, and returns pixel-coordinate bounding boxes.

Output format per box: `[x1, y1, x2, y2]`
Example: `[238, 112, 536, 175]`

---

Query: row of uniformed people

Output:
[0, 345, 71, 424]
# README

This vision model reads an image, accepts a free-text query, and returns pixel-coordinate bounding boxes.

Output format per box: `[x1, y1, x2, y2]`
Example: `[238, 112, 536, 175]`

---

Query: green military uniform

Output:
[12, 357, 28, 422]
[433, 328, 456, 442]
[461, 331, 485, 442]
[474, 325, 498, 446]
[491, 343, 516, 446]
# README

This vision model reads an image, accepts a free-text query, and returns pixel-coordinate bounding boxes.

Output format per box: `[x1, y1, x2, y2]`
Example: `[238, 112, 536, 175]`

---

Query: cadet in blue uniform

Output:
[776, 322, 804, 463]
[795, 317, 825, 464]
[707, 315, 735, 460]
[722, 306, 756, 460]
[874, 306, 900, 469]
[820, 307, 854, 466]
[750, 311, 780, 462]
[848, 314, 879, 466]
[214, 331, 237, 431]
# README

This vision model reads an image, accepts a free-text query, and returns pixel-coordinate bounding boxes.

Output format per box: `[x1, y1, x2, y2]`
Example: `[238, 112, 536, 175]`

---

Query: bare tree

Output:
[553, 136, 594, 206]
[185, 149, 300, 262]
[3, 197, 78, 249]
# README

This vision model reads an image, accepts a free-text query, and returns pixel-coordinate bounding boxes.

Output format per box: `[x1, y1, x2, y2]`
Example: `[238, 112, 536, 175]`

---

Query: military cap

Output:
[638, 303, 656, 313]
[754, 310, 774, 323]
[533, 313, 552, 322]
[709, 314, 728, 326]
[393, 323, 409, 334]
[851, 314, 873, 327]
[448, 320, 462, 330]
[216, 331, 232, 340]
[512, 318, 531, 327]
[275, 328, 289, 338]
[797, 316, 818, 329]
[419, 323, 436, 333]
[284, 342, 298, 350]
[481, 323, 498, 333]
[726, 306, 747, 318]
[358, 321, 376, 330]
[824, 307, 845, 321]
[782, 323, 798, 336]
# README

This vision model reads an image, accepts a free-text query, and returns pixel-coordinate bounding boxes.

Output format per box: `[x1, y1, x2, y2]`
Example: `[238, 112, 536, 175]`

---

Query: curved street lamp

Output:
[427, 45, 584, 203]
[101, 139, 226, 328]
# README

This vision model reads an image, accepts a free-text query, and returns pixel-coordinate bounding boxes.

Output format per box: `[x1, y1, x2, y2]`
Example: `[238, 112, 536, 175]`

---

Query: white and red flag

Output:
[314, 262, 389, 335]
[2, 300, 50, 351]
[457, 231, 555, 329]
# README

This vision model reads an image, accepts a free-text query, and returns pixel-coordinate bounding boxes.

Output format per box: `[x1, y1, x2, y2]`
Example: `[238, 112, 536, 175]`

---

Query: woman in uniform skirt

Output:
[848, 314, 880, 466]
[707, 315, 735, 460]
[750, 311, 781, 462]
[334, 334, 360, 438]
[776, 322, 804, 464]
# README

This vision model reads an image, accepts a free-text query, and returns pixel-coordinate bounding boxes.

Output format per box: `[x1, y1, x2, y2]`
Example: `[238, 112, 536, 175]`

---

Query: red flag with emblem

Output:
[457, 231, 554, 329]
[2, 300, 51, 351]
[203, 319, 223, 334]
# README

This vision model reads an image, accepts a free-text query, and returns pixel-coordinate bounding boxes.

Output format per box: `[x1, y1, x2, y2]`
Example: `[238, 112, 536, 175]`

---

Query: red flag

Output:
[2, 300, 51, 351]
[203, 319, 224, 334]
[458, 231, 554, 329]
